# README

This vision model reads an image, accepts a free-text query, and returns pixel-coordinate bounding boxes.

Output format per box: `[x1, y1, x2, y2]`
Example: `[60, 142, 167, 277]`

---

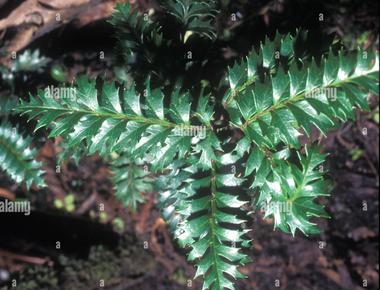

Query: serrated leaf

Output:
[17, 77, 204, 170]
[271, 109, 301, 148]
[0, 122, 45, 189]
[161, 158, 250, 290]
[166, 0, 218, 41]
[111, 155, 154, 211]
[231, 42, 378, 154]
[245, 147, 265, 177]
[257, 147, 331, 236]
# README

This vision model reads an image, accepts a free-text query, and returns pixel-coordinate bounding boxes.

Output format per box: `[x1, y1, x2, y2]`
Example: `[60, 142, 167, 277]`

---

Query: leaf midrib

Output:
[239, 68, 377, 130]
[18, 104, 216, 132]
[209, 161, 222, 289]
[19, 105, 179, 128]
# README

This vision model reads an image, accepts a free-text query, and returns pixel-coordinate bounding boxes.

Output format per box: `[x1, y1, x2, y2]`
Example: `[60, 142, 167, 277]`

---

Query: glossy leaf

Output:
[0, 122, 45, 189]
[230, 41, 379, 150]
[17, 76, 212, 172]
[111, 154, 154, 211]
[162, 159, 250, 290]
[255, 147, 331, 236]
[166, 0, 218, 41]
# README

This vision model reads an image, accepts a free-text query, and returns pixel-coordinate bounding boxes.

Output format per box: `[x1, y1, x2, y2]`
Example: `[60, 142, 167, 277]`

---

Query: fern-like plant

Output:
[0, 122, 45, 189]
[110, 1, 218, 86]
[15, 2, 379, 289]
[0, 49, 48, 188]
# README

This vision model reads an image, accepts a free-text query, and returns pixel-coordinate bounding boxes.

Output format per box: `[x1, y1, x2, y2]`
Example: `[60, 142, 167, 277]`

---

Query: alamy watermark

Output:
[0, 200, 31, 216]
[173, 125, 207, 139]
[45, 85, 77, 101]
[305, 87, 337, 101]
[258, 201, 292, 214]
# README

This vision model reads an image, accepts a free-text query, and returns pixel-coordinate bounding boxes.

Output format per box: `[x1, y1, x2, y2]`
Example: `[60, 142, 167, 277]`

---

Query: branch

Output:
[0, 0, 117, 66]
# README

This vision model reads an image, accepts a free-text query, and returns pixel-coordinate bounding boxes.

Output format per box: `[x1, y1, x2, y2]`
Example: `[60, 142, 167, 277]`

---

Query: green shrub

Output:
[12, 1, 380, 289]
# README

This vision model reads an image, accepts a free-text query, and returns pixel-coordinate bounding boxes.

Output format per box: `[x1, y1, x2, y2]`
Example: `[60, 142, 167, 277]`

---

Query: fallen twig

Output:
[0, 0, 118, 66]
[0, 249, 52, 266]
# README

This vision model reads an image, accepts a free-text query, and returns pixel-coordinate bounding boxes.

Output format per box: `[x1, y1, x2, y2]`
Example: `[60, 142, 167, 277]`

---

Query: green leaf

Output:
[11, 50, 50, 73]
[17, 77, 205, 168]
[261, 36, 276, 68]
[230, 43, 378, 151]
[271, 109, 302, 147]
[68, 115, 104, 147]
[89, 119, 126, 155]
[194, 132, 221, 170]
[228, 61, 246, 91]
[223, 32, 298, 107]
[256, 147, 331, 236]
[0, 122, 45, 189]
[101, 82, 122, 113]
[153, 135, 192, 171]
[251, 157, 271, 188]
[170, 89, 191, 123]
[166, 0, 218, 41]
[272, 67, 290, 103]
[111, 154, 154, 211]
[109, 3, 163, 65]
[245, 147, 265, 177]
[76, 76, 99, 111]
[0, 95, 17, 116]
[161, 157, 250, 290]
[123, 85, 142, 116]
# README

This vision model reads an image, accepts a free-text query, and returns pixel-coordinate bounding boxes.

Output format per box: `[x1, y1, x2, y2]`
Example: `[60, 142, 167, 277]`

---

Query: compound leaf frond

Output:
[0, 122, 45, 189]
